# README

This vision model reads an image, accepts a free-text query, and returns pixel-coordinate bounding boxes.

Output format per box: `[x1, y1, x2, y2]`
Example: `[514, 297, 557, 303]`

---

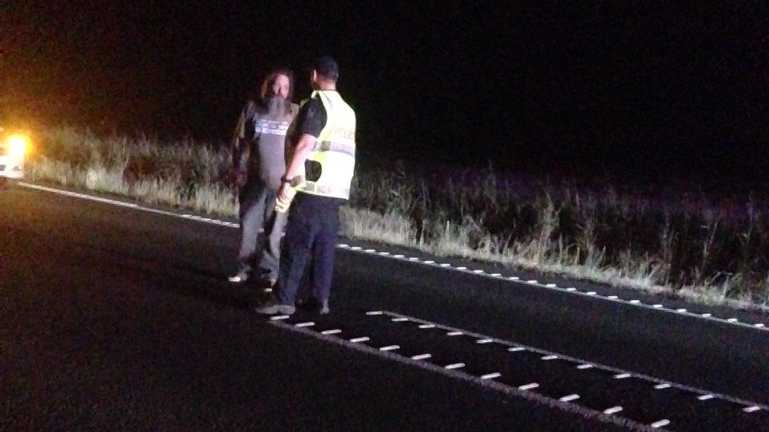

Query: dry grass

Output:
[26, 127, 769, 312]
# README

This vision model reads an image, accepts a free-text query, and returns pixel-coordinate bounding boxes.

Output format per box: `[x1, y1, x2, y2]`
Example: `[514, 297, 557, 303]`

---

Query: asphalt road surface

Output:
[1, 183, 768, 431]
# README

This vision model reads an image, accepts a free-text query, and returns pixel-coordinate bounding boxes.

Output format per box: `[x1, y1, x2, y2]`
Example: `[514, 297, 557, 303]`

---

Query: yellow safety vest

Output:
[297, 90, 356, 200]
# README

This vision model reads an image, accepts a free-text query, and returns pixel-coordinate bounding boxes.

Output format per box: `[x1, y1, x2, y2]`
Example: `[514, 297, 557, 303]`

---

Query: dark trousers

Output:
[276, 193, 342, 305]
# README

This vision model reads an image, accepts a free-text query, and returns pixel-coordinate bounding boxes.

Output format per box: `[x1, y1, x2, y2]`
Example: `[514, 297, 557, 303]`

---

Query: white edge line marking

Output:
[518, 383, 539, 391]
[650, 419, 670, 428]
[270, 320, 659, 432]
[350, 337, 370, 343]
[419, 324, 436, 329]
[295, 322, 315, 328]
[446, 331, 463, 336]
[411, 354, 432, 361]
[444, 363, 465, 370]
[476, 338, 494, 344]
[614, 373, 632, 379]
[542, 355, 559, 360]
[654, 383, 671, 390]
[379, 345, 400, 352]
[743, 405, 762, 413]
[697, 394, 714, 401]
[366, 311, 384, 316]
[321, 329, 341, 335]
[269, 315, 290, 321]
[378, 310, 769, 411]
[22, 182, 769, 334]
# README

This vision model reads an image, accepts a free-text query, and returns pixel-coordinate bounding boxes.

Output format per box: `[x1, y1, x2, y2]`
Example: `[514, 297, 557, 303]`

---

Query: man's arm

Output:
[276, 98, 325, 206]
[231, 101, 255, 183]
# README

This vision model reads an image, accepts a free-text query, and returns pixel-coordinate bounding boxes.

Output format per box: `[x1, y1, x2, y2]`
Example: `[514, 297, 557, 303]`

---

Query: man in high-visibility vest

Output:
[255, 56, 355, 315]
[229, 69, 298, 286]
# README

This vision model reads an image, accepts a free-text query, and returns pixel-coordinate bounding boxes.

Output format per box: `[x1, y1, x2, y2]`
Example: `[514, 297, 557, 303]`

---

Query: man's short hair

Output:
[313, 56, 339, 82]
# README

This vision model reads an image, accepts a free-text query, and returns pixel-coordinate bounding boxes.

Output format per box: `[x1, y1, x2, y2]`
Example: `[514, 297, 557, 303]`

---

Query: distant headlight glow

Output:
[7, 134, 30, 158]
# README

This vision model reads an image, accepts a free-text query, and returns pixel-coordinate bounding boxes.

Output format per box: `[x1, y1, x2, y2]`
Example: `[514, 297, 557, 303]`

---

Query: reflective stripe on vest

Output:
[298, 90, 356, 200]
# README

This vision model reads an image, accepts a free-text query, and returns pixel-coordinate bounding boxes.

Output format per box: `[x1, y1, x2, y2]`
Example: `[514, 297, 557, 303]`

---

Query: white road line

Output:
[541, 355, 559, 361]
[518, 383, 539, 391]
[654, 383, 672, 390]
[391, 317, 409, 322]
[21, 182, 769, 336]
[444, 363, 466, 370]
[697, 394, 715, 401]
[650, 419, 670, 428]
[603, 406, 623, 415]
[476, 338, 494, 344]
[480, 372, 501, 380]
[269, 315, 290, 321]
[377, 310, 769, 412]
[418, 324, 436, 329]
[411, 354, 432, 361]
[366, 311, 384, 316]
[446, 331, 464, 336]
[559, 394, 580, 402]
[321, 329, 342, 335]
[294, 322, 315, 328]
[350, 337, 370, 343]
[379, 345, 400, 352]
[271, 320, 658, 432]
[744, 405, 762, 413]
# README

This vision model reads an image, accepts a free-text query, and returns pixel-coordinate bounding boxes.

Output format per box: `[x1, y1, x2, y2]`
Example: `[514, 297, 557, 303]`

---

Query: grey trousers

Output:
[237, 178, 288, 280]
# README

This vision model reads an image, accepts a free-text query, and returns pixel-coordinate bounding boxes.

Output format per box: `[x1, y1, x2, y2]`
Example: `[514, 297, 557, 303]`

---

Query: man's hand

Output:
[230, 168, 247, 188]
[274, 183, 296, 213]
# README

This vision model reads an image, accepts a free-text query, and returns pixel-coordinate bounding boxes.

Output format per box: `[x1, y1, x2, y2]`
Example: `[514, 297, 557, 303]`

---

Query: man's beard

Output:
[264, 95, 292, 117]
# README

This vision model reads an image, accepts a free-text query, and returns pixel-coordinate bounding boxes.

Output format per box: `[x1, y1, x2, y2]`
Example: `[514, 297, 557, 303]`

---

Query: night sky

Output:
[4, 1, 769, 180]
